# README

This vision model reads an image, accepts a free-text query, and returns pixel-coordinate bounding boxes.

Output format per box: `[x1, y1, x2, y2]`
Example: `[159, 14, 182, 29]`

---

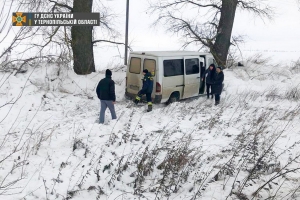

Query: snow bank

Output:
[0, 61, 300, 200]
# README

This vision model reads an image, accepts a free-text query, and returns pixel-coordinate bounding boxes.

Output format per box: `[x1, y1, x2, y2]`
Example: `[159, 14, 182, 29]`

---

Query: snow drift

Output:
[1, 58, 300, 200]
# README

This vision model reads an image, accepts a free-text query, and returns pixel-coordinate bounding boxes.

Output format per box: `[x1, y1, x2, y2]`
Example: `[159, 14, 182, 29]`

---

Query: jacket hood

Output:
[105, 69, 112, 76]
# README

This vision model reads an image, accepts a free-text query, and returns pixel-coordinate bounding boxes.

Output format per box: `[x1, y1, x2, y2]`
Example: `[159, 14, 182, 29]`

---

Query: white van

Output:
[125, 51, 217, 104]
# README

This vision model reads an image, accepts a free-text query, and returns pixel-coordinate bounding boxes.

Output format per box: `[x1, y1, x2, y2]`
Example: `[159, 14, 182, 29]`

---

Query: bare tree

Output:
[149, 0, 272, 67]
[0, 0, 124, 75]
[71, 0, 95, 74]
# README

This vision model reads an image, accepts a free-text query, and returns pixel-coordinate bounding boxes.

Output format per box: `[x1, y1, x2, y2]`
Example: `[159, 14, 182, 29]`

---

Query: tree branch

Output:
[167, 13, 211, 47]
[49, 0, 73, 12]
[185, 0, 221, 10]
[92, 40, 132, 51]
[237, 0, 272, 19]
[152, 0, 221, 10]
[92, 39, 123, 45]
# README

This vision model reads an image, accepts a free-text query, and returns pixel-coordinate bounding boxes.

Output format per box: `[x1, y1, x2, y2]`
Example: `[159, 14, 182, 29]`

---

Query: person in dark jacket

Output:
[134, 69, 154, 112]
[96, 69, 117, 124]
[202, 64, 216, 99]
[212, 66, 224, 105]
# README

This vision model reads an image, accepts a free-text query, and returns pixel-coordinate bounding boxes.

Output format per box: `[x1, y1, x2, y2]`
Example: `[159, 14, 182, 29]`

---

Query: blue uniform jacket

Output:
[141, 72, 153, 94]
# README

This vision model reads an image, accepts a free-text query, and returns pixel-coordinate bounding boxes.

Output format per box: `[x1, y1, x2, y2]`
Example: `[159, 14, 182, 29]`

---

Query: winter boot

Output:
[134, 96, 141, 105]
[215, 101, 220, 105]
[147, 102, 153, 112]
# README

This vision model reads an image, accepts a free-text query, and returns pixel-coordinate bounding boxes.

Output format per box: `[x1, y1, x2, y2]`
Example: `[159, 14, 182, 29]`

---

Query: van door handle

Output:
[176, 84, 184, 87]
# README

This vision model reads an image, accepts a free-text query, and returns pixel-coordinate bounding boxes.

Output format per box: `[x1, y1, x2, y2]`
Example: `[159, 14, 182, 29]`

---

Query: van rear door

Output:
[127, 55, 157, 97]
[127, 56, 142, 95]
[182, 57, 203, 98]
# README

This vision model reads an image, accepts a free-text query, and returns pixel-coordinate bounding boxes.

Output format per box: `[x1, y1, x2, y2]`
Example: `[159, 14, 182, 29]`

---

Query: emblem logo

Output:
[12, 12, 27, 26]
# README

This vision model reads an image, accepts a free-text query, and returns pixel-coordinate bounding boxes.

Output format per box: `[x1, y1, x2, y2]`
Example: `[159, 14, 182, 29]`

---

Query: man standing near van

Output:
[202, 64, 216, 99]
[212, 66, 224, 105]
[96, 69, 117, 124]
[134, 69, 153, 112]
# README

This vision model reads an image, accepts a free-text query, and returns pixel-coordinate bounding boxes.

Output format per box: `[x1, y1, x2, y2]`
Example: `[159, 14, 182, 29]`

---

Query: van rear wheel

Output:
[167, 92, 179, 105]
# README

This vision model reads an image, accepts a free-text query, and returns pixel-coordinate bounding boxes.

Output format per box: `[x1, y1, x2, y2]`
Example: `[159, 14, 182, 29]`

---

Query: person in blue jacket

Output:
[134, 69, 154, 112]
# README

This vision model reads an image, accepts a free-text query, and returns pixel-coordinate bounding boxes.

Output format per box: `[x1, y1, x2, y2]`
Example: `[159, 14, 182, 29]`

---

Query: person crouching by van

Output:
[96, 69, 117, 124]
[134, 69, 154, 112]
[202, 64, 216, 99]
[212, 66, 224, 105]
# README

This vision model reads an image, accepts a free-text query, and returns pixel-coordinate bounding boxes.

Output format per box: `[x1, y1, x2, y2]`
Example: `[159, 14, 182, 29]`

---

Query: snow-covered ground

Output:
[1, 58, 300, 200]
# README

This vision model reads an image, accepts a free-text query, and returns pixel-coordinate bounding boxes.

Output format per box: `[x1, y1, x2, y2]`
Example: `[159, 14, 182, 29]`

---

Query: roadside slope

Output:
[0, 62, 300, 199]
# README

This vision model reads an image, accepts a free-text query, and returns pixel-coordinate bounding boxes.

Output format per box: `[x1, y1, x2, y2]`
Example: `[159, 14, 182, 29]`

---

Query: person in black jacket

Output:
[96, 69, 117, 124]
[134, 69, 154, 112]
[212, 66, 224, 105]
[202, 64, 216, 99]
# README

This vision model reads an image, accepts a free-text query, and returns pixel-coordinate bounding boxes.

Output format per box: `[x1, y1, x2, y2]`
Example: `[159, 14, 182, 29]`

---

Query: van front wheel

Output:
[167, 92, 179, 105]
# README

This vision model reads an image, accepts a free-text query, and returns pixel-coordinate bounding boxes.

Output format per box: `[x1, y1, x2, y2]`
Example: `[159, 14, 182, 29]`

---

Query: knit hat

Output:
[106, 69, 112, 76]
[209, 64, 215, 68]
[143, 69, 148, 73]
[216, 66, 222, 70]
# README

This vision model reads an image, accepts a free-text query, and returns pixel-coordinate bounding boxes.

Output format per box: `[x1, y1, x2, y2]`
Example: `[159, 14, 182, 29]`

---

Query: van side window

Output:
[129, 57, 141, 74]
[163, 59, 184, 77]
[185, 58, 199, 75]
[144, 59, 156, 76]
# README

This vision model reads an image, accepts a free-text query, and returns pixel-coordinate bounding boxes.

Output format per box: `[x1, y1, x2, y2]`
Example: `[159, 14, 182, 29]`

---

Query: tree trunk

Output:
[71, 0, 95, 75]
[211, 0, 238, 67]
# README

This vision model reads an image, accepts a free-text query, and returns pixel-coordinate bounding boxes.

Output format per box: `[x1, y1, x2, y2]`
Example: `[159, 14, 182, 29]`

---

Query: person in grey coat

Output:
[96, 69, 117, 124]
[202, 64, 216, 99]
[212, 66, 224, 105]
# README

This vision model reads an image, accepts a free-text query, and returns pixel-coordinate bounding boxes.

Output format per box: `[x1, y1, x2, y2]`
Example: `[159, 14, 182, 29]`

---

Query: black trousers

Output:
[138, 90, 152, 102]
[206, 83, 213, 97]
[215, 94, 220, 102]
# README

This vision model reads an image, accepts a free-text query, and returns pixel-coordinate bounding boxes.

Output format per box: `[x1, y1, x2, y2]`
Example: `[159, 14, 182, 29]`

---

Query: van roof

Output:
[130, 51, 212, 57]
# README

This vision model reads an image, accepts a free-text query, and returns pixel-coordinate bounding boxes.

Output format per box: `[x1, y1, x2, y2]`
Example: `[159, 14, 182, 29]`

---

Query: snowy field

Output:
[1, 57, 300, 200]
